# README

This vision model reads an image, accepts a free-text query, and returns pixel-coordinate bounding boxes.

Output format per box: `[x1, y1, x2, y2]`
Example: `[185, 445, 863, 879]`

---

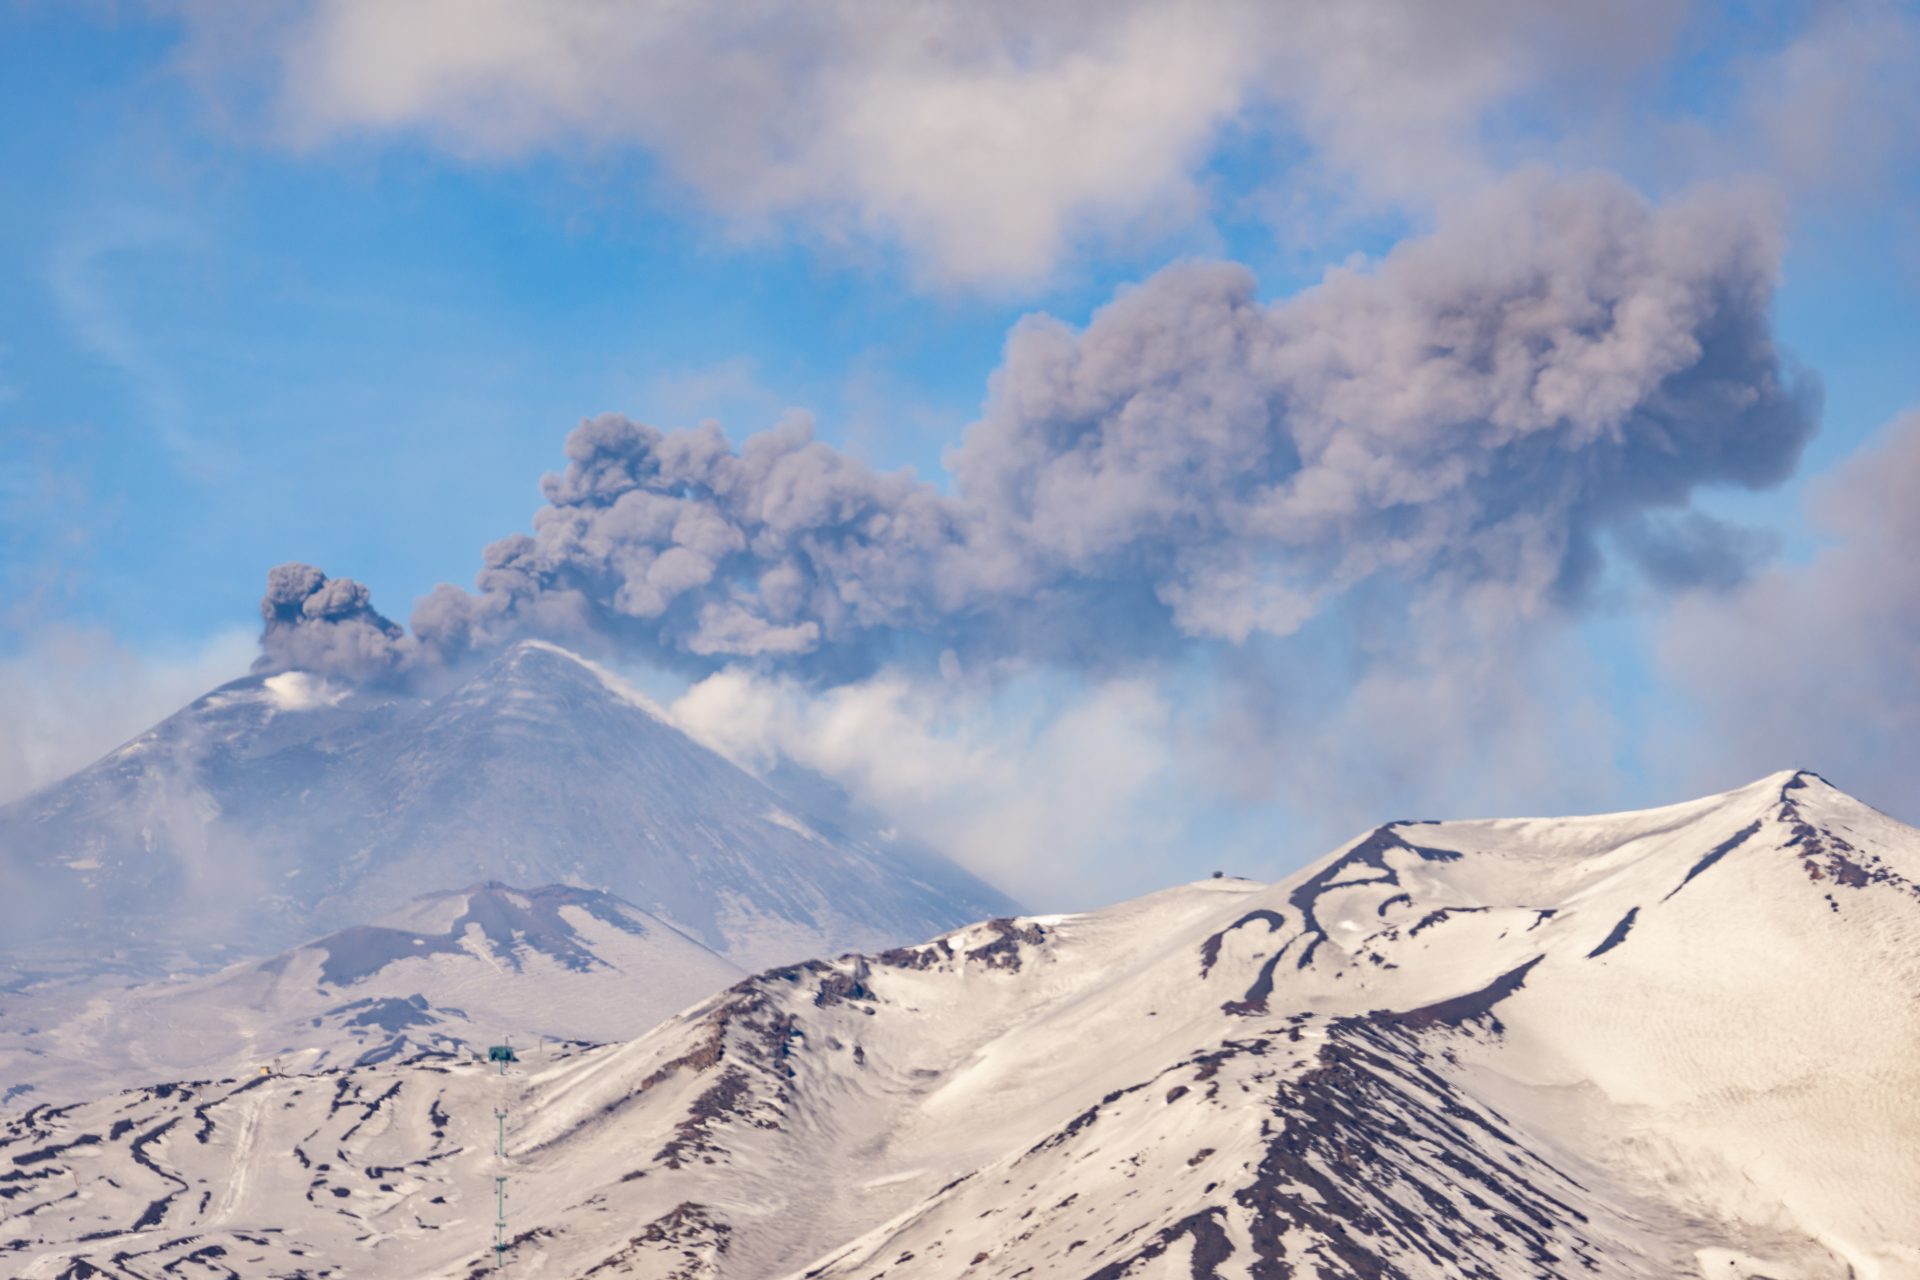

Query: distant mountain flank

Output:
[0, 881, 744, 1107]
[7, 771, 1918, 1278]
[0, 639, 1017, 979]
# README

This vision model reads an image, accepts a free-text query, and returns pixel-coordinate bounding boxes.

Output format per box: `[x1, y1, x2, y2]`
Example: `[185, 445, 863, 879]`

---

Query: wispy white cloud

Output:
[170, 0, 1687, 289]
[45, 212, 223, 478]
[660, 610, 1639, 902]
[0, 626, 255, 805]
[667, 664, 1184, 906]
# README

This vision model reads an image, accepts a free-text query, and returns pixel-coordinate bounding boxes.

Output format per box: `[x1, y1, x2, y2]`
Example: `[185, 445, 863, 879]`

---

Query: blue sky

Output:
[0, 7, 1317, 640]
[4, 2, 1918, 902]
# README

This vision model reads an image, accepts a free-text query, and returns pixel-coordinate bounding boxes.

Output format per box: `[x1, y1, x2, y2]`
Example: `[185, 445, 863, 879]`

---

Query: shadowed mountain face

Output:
[0, 641, 1015, 978]
[5, 773, 1917, 1278]
[299, 881, 670, 985]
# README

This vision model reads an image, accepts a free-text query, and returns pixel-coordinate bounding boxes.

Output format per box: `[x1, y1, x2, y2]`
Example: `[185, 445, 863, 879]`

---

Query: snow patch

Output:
[262, 671, 346, 712]
[763, 808, 823, 842]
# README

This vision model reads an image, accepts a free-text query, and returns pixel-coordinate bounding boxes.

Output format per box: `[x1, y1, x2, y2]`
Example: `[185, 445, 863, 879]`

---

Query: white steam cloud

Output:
[0, 627, 257, 805]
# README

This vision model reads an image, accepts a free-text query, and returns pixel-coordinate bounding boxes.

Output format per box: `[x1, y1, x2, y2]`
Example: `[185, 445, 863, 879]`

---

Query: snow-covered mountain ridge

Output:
[6, 771, 1918, 1278]
[0, 882, 744, 1108]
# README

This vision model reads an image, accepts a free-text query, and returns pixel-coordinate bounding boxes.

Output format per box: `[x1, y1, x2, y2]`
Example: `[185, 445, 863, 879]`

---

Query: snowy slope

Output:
[0, 883, 743, 1109]
[0, 640, 1016, 979]
[5, 772, 1918, 1278]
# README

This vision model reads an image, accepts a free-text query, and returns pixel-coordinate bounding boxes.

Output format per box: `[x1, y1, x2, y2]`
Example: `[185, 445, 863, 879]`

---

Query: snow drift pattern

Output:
[8, 771, 1917, 1277]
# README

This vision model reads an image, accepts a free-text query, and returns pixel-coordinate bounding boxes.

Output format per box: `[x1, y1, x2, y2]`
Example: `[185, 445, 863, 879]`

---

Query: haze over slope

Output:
[0, 640, 1016, 978]
[0, 881, 744, 1108]
[6, 771, 1914, 1278]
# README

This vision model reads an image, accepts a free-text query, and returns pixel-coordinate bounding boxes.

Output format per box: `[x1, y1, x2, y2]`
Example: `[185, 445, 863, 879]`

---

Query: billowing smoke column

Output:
[406, 411, 975, 674]
[258, 563, 410, 679]
[259, 173, 1819, 683]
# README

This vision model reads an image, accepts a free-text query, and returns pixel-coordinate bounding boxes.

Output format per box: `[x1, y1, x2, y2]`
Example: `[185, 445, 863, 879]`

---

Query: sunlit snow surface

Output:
[6, 771, 1919, 1277]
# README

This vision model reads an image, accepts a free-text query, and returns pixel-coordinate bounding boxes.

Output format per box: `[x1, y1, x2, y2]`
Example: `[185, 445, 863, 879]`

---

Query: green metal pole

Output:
[495, 1175, 508, 1270]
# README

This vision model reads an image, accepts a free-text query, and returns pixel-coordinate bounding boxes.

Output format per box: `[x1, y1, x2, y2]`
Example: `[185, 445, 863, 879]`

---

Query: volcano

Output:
[0, 640, 1016, 979]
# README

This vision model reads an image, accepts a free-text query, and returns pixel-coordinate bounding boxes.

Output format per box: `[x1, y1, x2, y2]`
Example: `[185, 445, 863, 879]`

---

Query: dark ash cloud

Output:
[257, 563, 409, 678]
[1617, 512, 1779, 593]
[265, 173, 1819, 684]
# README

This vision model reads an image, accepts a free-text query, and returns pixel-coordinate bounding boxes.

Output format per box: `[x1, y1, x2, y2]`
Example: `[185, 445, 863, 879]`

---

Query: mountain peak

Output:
[461, 637, 672, 722]
[492, 635, 597, 672]
[0, 636, 1017, 977]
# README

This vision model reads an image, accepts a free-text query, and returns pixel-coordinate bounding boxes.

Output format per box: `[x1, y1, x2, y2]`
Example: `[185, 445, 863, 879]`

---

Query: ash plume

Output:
[258, 174, 1818, 685]
[257, 563, 410, 679]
